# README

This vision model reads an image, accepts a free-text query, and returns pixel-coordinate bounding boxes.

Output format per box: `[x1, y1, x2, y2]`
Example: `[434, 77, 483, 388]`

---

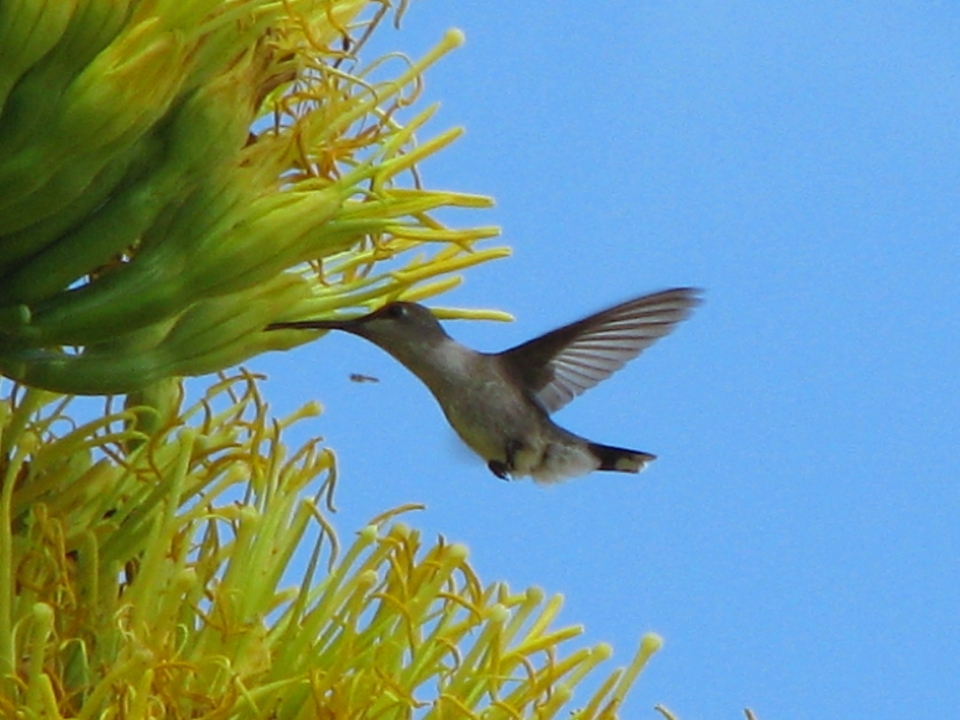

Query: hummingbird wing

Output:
[500, 288, 701, 414]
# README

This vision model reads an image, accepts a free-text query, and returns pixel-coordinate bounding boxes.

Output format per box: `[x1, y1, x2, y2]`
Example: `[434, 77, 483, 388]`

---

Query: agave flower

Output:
[0, 374, 660, 717]
[0, 0, 507, 395]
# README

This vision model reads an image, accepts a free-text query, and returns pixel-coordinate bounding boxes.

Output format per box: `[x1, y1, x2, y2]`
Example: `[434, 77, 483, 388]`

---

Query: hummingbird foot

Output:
[487, 460, 511, 480]
[487, 439, 526, 480]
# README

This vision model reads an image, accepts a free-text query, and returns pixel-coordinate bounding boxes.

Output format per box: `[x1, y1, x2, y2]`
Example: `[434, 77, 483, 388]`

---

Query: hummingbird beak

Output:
[266, 303, 396, 334]
[265, 317, 363, 333]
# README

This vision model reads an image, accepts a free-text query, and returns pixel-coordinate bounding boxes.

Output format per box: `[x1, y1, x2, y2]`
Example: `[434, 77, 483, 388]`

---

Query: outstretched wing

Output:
[499, 288, 701, 414]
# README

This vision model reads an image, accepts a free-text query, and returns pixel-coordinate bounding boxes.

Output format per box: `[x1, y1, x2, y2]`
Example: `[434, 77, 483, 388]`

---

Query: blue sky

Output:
[254, 3, 960, 718]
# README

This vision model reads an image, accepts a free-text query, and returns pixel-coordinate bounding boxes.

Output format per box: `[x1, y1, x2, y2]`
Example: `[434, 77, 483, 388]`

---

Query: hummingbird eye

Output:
[385, 303, 408, 319]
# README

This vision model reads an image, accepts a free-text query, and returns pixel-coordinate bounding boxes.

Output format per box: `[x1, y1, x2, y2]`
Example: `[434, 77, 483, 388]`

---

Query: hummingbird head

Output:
[267, 301, 451, 352]
[307, 302, 454, 378]
[344, 302, 450, 346]
[266, 301, 456, 391]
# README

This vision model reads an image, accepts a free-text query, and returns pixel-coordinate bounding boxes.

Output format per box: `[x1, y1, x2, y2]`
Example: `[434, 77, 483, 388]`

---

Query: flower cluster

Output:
[0, 375, 658, 717]
[0, 0, 507, 394]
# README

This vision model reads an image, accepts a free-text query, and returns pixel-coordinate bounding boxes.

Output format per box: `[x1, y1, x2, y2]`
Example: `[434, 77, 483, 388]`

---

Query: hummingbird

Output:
[267, 287, 700, 483]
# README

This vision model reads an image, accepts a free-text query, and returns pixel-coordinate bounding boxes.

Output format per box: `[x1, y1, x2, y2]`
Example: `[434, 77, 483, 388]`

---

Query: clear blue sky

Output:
[254, 3, 960, 718]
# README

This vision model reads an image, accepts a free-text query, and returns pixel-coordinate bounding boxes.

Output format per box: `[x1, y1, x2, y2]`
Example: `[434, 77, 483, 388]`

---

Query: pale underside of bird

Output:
[267, 287, 701, 483]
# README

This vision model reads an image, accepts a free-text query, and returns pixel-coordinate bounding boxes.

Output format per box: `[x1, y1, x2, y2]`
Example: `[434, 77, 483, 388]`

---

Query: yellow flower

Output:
[0, 374, 659, 717]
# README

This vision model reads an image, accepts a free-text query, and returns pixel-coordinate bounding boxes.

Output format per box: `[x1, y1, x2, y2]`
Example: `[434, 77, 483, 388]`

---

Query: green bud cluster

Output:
[0, 1, 505, 394]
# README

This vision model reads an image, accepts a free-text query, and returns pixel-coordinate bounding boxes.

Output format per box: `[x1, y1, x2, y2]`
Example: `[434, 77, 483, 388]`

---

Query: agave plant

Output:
[0, 1, 666, 716]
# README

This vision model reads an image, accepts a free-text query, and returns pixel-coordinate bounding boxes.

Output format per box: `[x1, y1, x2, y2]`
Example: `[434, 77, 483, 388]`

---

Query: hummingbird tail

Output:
[587, 443, 656, 474]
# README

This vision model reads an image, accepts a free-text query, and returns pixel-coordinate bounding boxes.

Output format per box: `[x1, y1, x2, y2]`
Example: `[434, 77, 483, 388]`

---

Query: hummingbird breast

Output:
[439, 368, 535, 460]
[413, 348, 535, 462]
[429, 352, 592, 481]
[400, 341, 600, 482]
